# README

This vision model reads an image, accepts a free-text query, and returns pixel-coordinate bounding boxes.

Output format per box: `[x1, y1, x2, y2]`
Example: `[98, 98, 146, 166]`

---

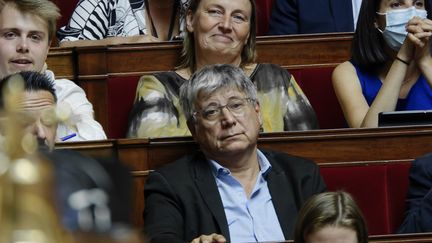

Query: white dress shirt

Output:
[209, 149, 285, 243]
[352, 0, 363, 30]
[46, 70, 107, 141]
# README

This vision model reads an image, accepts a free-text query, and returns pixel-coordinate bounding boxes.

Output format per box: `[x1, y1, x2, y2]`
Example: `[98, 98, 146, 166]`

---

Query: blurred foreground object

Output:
[0, 72, 143, 242]
[0, 73, 73, 242]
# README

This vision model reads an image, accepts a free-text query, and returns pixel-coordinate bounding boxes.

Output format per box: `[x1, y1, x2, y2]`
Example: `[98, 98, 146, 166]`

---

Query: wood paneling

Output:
[75, 33, 352, 77]
[74, 33, 353, 135]
[56, 125, 432, 227]
[47, 47, 75, 80]
[46, 33, 353, 137]
[369, 233, 432, 242]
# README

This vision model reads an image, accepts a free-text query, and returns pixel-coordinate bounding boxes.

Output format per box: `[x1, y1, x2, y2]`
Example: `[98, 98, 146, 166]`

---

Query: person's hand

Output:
[406, 17, 432, 48]
[406, 17, 432, 68]
[190, 233, 226, 243]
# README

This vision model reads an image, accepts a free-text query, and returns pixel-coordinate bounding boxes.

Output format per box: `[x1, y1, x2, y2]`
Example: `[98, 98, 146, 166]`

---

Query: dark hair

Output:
[352, 0, 432, 74]
[178, 0, 257, 71]
[294, 191, 369, 243]
[0, 71, 57, 109]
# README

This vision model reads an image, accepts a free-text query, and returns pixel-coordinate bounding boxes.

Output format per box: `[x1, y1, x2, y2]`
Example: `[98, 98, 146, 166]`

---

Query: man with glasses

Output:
[143, 64, 326, 243]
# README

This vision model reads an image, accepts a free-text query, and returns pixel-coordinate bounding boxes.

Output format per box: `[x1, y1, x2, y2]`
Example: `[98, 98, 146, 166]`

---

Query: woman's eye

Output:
[414, 1, 424, 8]
[233, 14, 246, 22]
[207, 9, 222, 16]
[388, 0, 402, 8]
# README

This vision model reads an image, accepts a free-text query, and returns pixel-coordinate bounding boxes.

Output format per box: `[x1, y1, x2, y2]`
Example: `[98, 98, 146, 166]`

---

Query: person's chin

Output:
[10, 64, 33, 72]
[211, 34, 233, 43]
[220, 133, 242, 142]
[218, 139, 250, 152]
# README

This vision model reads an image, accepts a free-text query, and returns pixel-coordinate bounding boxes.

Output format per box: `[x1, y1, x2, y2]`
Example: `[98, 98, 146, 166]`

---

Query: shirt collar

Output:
[208, 149, 272, 178]
[44, 69, 55, 81]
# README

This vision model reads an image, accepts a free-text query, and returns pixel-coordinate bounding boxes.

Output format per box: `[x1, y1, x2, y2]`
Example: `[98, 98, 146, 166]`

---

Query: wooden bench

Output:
[369, 233, 432, 242]
[46, 47, 75, 80]
[57, 125, 432, 233]
[284, 233, 432, 242]
[46, 28, 353, 138]
[73, 33, 352, 137]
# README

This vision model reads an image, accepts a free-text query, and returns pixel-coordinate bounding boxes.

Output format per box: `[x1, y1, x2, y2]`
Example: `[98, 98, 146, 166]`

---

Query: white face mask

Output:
[376, 7, 428, 50]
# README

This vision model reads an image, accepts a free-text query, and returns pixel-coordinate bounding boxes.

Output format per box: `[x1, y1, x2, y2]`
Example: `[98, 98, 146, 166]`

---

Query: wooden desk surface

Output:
[56, 124, 432, 174]
[253, 233, 432, 242]
[112, 125, 432, 171]
[57, 125, 432, 171]
[369, 233, 432, 242]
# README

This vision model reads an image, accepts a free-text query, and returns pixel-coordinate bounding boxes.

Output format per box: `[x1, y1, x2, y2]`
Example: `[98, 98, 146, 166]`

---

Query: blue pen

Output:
[60, 133, 77, 141]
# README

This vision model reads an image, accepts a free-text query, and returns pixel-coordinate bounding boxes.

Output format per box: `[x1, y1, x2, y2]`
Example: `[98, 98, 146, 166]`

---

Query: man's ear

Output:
[254, 101, 263, 128]
[186, 10, 195, 33]
[42, 41, 50, 72]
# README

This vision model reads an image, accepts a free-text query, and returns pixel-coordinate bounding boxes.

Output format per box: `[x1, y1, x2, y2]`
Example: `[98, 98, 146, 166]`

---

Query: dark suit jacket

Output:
[143, 149, 326, 243]
[41, 149, 133, 231]
[268, 0, 354, 35]
[398, 152, 432, 233]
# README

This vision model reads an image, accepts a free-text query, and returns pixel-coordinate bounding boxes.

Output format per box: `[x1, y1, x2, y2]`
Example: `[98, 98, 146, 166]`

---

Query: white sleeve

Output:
[54, 79, 107, 141]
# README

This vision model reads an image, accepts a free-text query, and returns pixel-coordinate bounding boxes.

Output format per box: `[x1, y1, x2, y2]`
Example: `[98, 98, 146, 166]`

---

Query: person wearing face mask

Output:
[332, 0, 432, 128]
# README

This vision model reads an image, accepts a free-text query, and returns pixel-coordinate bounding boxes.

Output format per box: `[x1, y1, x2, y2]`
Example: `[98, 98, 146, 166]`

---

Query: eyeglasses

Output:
[193, 97, 256, 122]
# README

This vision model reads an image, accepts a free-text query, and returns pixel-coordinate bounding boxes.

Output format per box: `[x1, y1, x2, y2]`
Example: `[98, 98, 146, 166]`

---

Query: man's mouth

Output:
[11, 59, 32, 65]
[221, 133, 241, 140]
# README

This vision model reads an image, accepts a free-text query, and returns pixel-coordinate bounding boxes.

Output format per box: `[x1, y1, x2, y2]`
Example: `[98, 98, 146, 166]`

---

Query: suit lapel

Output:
[193, 155, 230, 240]
[266, 153, 298, 239]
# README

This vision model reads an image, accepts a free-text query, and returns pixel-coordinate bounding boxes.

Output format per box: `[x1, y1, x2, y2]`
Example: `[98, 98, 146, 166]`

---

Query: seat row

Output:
[57, 125, 432, 235]
[46, 33, 353, 137]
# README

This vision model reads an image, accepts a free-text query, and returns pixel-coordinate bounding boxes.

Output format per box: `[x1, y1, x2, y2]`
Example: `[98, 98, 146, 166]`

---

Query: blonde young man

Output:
[0, 0, 106, 141]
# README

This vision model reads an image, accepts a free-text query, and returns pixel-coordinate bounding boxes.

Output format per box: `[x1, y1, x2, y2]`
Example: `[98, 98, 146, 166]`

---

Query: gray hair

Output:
[180, 64, 257, 122]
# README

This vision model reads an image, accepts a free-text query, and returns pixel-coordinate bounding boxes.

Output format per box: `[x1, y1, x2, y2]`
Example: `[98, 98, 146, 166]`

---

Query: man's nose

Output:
[17, 37, 29, 53]
[32, 121, 47, 141]
[220, 107, 237, 127]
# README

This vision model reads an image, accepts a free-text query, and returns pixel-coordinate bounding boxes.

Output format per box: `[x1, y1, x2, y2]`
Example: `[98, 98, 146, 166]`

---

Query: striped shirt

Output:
[57, 0, 188, 42]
